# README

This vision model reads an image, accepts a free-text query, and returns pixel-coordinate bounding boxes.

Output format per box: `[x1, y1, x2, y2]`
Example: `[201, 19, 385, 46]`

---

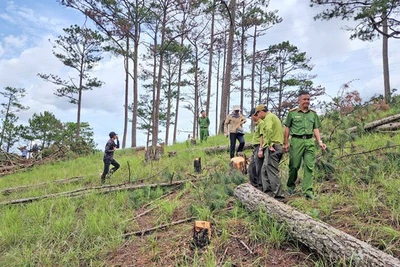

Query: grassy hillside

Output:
[1, 104, 400, 266]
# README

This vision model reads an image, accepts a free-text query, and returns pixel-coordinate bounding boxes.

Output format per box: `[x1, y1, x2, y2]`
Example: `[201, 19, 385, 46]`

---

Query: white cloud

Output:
[3, 34, 27, 47]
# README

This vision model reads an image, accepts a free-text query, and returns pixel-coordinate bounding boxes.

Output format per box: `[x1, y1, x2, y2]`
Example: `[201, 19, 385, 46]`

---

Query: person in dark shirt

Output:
[101, 131, 120, 184]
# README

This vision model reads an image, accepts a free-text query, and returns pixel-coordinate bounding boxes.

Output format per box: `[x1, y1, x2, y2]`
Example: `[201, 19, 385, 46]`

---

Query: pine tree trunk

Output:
[234, 183, 400, 267]
[219, 0, 236, 134]
[382, 15, 391, 103]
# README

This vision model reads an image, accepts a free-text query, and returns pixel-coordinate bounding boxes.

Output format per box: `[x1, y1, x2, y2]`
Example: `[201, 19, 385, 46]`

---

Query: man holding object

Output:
[101, 131, 120, 184]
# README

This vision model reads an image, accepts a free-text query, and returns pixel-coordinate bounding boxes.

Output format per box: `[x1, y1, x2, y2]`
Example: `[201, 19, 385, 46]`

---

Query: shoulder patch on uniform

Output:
[289, 107, 298, 112]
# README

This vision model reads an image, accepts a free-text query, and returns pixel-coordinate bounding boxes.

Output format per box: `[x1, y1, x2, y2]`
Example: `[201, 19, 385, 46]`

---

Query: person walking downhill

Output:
[283, 91, 327, 200]
[248, 107, 264, 190]
[101, 131, 120, 185]
[224, 105, 247, 158]
[254, 105, 285, 200]
[198, 110, 210, 142]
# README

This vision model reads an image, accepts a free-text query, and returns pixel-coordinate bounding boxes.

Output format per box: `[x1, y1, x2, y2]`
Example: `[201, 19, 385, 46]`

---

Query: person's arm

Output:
[283, 112, 292, 153]
[263, 119, 274, 151]
[207, 117, 210, 127]
[313, 128, 326, 150]
[241, 115, 247, 125]
[312, 114, 325, 150]
[115, 138, 120, 149]
[257, 121, 265, 158]
[224, 116, 230, 136]
[283, 126, 290, 153]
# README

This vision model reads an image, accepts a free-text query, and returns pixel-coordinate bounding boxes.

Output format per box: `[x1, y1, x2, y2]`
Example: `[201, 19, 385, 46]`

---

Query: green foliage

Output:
[23, 111, 62, 149]
[311, 0, 400, 41]
[0, 86, 29, 152]
[246, 208, 287, 248]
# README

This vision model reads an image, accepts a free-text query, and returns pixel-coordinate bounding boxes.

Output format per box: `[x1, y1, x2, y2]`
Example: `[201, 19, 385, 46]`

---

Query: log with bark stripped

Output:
[234, 183, 400, 267]
[347, 113, 400, 133]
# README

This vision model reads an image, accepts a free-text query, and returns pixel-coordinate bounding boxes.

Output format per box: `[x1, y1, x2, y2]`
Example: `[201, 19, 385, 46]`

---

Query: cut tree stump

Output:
[347, 113, 400, 133]
[234, 183, 400, 267]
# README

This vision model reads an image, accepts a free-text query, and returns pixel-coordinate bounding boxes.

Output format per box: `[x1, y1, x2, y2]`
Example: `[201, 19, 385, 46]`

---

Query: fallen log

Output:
[234, 183, 400, 267]
[375, 122, 400, 131]
[205, 143, 253, 154]
[1, 176, 84, 195]
[0, 178, 202, 206]
[347, 113, 400, 133]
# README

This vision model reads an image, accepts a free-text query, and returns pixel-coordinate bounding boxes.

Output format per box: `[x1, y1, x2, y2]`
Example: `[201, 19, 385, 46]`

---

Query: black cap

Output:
[248, 107, 256, 118]
[109, 131, 117, 138]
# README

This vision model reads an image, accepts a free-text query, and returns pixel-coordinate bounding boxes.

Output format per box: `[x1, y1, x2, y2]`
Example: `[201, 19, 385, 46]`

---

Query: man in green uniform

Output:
[248, 107, 264, 190]
[255, 105, 284, 199]
[283, 91, 327, 200]
[198, 110, 210, 142]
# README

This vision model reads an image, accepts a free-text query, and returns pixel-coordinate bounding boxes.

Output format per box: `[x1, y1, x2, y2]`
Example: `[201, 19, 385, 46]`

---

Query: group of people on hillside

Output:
[100, 91, 326, 200]
[223, 91, 327, 200]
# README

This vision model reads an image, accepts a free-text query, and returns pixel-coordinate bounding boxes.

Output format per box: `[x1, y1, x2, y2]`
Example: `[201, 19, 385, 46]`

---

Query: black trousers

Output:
[229, 133, 245, 158]
[249, 145, 263, 189]
[101, 158, 120, 183]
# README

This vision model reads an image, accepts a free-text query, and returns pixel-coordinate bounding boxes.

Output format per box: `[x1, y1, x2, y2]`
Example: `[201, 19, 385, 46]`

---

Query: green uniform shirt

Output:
[284, 108, 322, 135]
[260, 112, 283, 148]
[198, 116, 210, 128]
[251, 119, 265, 145]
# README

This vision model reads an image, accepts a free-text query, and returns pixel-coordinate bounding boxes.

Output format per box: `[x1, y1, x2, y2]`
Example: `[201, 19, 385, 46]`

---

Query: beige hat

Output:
[233, 105, 240, 111]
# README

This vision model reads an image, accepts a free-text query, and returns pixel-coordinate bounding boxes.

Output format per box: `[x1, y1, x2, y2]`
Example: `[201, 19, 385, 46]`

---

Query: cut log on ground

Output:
[234, 183, 400, 267]
[0, 178, 203, 206]
[205, 143, 253, 154]
[1, 176, 84, 195]
[375, 122, 400, 131]
[347, 113, 400, 133]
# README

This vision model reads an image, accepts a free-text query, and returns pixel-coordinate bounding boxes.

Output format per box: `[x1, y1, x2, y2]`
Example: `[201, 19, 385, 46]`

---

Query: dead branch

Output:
[0, 178, 203, 206]
[1, 176, 84, 195]
[237, 238, 253, 255]
[122, 217, 196, 238]
[142, 190, 175, 210]
[338, 145, 400, 159]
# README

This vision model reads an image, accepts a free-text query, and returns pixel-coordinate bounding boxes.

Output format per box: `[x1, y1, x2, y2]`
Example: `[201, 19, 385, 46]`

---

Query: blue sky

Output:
[0, 0, 399, 152]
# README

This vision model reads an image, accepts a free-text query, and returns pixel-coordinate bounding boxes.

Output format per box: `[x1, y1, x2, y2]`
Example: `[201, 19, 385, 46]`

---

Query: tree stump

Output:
[194, 158, 201, 173]
[234, 183, 400, 267]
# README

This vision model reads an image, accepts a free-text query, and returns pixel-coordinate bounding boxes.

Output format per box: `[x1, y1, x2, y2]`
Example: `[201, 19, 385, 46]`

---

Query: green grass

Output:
[2, 105, 400, 265]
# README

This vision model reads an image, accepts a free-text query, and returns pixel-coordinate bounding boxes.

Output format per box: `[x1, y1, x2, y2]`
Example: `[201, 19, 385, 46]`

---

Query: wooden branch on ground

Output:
[0, 178, 202, 206]
[142, 190, 175, 210]
[234, 183, 400, 267]
[338, 144, 400, 159]
[122, 217, 196, 238]
[1, 176, 84, 195]
[204, 143, 253, 154]
[237, 238, 253, 255]
[347, 113, 400, 133]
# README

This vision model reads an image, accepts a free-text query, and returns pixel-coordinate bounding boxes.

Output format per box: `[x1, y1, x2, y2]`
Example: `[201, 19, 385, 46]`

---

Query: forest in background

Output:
[1, 0, 399, 157]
